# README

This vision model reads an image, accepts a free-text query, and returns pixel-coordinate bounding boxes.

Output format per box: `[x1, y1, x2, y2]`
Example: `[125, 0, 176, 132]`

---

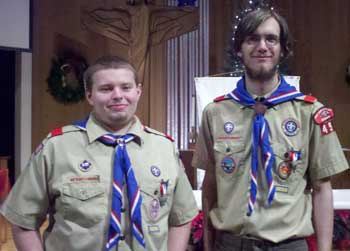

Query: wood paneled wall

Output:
[32, 0, 349, 187]
[31, 0, 168, 149]
[209, 0, 350, 188]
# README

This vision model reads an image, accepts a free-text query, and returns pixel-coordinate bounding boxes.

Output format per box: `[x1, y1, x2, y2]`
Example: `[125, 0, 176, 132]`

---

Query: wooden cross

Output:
[82, 1, 198, 82]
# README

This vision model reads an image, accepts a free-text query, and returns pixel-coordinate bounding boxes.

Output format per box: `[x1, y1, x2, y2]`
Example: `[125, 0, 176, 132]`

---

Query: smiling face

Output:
[238, 17, 282, 82]
[86, 68, 141, 132]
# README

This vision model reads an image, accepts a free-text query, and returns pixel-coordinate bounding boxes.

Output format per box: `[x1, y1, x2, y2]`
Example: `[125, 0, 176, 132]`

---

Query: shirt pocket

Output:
[213, 141, 246, 180]
[140, 182, 173, 224]
[60, 182, 107, 227]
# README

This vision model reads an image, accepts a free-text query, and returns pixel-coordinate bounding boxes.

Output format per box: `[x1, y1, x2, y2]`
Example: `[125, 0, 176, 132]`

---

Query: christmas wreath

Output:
[47, 56, 88, 104]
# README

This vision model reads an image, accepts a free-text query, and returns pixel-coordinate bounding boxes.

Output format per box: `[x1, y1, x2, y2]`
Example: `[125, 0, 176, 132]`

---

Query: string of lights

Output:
[225, 0, 274, 77]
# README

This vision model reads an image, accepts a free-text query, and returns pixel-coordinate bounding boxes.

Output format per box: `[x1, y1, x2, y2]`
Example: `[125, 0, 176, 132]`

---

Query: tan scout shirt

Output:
[1, 115, 198, 251]
[193, 96, 349, 243]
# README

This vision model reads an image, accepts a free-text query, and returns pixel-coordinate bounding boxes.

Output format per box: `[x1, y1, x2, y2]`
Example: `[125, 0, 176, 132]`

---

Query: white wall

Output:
[15, 52, 32, 177]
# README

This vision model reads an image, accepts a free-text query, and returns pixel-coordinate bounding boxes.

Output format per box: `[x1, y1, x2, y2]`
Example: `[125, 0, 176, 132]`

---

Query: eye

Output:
[265, 35, 279, 45]
[121, 84, 133, 91]
[99, 85, 113, 92]
[246, 35, 260, 44]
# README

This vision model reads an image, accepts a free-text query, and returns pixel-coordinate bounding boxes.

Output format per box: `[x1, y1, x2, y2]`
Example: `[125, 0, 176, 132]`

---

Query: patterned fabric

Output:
[228, 76, 304, 216]
[99, 134, 145, 250]
[73, 118, 145, 249]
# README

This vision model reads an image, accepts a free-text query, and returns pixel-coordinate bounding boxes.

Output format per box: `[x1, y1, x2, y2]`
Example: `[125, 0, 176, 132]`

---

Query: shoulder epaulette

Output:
[143, 126, 174, 142]
[47, 125, 82, 139]
[214, 94, 230, 102]
[49, 127, 63, 138]
[295, 95, 317, 103]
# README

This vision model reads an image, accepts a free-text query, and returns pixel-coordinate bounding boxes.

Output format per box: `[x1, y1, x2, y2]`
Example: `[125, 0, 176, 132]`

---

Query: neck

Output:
[245, 73, 280, 96]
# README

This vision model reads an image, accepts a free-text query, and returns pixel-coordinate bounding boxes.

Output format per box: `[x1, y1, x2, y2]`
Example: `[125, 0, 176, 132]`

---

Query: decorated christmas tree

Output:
[224, 0, 290, 76]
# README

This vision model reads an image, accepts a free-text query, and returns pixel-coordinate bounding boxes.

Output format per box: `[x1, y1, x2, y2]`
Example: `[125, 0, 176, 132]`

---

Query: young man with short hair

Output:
[1, 56, 198, 251]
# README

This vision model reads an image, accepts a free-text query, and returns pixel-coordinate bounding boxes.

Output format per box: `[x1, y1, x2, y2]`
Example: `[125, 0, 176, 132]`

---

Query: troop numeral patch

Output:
[320, 120, 334, 135]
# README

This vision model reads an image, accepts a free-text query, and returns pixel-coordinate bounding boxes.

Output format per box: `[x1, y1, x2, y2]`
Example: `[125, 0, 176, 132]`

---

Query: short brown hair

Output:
[83, 56, 138, 91]
[233, 8, 293, 61]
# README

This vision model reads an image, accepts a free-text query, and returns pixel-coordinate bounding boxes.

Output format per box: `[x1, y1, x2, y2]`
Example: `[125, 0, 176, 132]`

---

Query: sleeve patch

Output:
[313, 107, 334, 125]
[320, 121, 335, 136]
[50, 127, 63, 137]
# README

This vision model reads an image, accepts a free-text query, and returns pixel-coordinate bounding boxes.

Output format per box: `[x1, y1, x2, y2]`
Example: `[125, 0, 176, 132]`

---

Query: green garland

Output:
[47, 57, 87, 104]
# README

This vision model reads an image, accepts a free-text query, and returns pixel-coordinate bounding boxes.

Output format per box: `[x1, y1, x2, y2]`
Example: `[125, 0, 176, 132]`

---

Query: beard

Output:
[245, 64, 279, 82]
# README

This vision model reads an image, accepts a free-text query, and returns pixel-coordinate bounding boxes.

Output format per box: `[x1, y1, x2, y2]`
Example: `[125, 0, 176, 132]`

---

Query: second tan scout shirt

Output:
[1, 115, 198, 251]
[193, 94, 349, 243]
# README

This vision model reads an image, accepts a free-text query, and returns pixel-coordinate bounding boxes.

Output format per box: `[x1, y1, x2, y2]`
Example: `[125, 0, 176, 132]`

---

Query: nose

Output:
[256, 39, 268, 51]
[111, 87, 122, 99]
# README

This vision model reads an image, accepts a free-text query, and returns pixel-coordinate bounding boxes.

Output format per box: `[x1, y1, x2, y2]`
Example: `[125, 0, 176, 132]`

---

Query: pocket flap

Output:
[62, 183, 105, 201]
[214, 141, 245, 154]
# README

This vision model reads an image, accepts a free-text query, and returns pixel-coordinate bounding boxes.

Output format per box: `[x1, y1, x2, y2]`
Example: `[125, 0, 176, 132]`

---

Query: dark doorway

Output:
[0, 49, 16, 184]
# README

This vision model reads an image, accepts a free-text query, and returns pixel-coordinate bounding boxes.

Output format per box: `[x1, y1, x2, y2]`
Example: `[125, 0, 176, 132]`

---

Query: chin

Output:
[247, 66, 278, 81]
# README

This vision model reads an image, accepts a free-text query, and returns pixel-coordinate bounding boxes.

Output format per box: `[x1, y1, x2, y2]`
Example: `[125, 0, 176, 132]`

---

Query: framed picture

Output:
[0, 0, 32, 51]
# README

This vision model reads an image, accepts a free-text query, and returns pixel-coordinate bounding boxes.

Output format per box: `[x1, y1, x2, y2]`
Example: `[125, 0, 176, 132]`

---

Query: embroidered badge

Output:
[313, 107, 334, 125]
[320, 120, 334, 136]
[217, 136, 241, 141]
[313, 107, 335, 136]
[70, 175, 100, 182]
[221, 156, 236, 174]
[150, 165, 161, 177]
[282, 118, 300, 136]
[277, 161, 292, 180]
[149, 198, 160, 221]
[223, 122, 234, 134]
[79, 160, 92, 172]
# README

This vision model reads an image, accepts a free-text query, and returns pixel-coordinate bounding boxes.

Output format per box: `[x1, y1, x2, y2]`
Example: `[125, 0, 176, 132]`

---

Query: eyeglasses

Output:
[244, 34, 280, 47]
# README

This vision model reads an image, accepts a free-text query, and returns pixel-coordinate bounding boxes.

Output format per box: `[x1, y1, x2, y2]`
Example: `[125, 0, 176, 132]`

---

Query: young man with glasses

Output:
[193, 8, 349, 251]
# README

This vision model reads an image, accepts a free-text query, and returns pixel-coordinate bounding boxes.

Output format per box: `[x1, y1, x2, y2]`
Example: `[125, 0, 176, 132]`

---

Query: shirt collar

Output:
[85, 114, 143, 146]
[249, 79, 281, 100]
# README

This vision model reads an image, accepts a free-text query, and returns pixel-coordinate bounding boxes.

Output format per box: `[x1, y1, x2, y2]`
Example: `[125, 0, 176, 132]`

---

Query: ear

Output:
[136, 83, 142, 97]
[237, 52, 242, 58]
[85, 90, 94, 106]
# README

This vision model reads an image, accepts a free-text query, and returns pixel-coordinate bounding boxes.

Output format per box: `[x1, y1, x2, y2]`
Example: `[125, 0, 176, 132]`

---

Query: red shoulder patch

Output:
[313, 107, 334, 125]
[296, 95, 317, 103]
[303, 95, 317, 103]
[313, 107, 335, 136]
[50, 127, 63, 137]
[214, 95, 228, 102]
[319, 121, 335, 136]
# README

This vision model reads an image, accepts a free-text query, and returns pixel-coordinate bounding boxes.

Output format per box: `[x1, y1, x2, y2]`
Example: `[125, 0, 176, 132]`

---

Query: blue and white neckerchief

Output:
[74, 118, 145, 250]
[228, 76, 304, 216]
